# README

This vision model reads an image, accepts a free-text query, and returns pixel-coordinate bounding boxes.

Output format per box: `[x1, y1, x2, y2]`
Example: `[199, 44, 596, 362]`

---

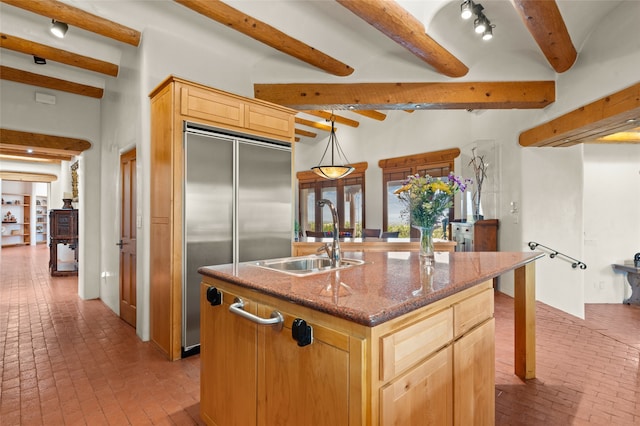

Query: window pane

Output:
[387, 180, 409, 237]
[300, 187, 315, 235]
[320, 187, 337, 233]
[344, 184, 362, 236]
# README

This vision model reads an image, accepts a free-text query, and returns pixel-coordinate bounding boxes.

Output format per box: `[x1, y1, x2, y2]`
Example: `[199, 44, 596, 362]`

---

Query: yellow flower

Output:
[430, 181, 451, 193]
[393, 183, 412, 194]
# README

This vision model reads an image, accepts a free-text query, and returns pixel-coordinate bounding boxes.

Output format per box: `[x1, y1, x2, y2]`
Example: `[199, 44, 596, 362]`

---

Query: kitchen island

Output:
[198, 251, 542, 425]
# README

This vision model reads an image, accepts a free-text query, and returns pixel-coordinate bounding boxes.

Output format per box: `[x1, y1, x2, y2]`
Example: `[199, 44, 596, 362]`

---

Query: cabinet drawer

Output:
[180, 86, 245, 127]
[453, 288, 494, 338]
[380, 308, 453, 381]
[246, 103, 294, 140]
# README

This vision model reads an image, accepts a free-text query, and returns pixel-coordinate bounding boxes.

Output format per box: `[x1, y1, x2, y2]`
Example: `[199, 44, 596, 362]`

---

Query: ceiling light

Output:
[33, 56, 46, 65]
[50, 19, 68, 38]
[460, 0, 474, 19]
[27, 149, 33, 153]
[474, 13, 488, 34]
[482, 24, 494, 41]
[311, 114, 354, 180]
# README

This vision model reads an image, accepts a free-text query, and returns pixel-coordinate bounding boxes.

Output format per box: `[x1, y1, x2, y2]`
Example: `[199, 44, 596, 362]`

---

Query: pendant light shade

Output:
[311, 115, 354, 180]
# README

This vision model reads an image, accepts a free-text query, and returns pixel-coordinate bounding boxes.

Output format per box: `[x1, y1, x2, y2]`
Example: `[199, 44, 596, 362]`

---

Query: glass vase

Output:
[414, 225, 435, 266]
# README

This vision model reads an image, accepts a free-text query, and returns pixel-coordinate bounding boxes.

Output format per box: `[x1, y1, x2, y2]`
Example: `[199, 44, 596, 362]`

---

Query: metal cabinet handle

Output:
[229, 298, 283, 330]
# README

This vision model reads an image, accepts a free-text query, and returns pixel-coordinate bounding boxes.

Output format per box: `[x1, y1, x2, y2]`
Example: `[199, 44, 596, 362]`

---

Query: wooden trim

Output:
[510, 0, 577, 73]
[378, 148, 461, 169]
[519, 82, 640, 147]
[254, 81, 555, 110]
[297, 161, 368, 182]
[174, 0, 354, 77]
[0, 171, 57, 182]
[0, 66, 104, 98]
[1, 0, 141, 46]
[0, 33, 119, 77]
[336, 0, 468, 78]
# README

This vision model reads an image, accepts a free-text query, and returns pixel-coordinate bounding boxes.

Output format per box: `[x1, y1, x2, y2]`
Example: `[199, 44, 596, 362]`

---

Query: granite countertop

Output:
[198, 251, 543, 327]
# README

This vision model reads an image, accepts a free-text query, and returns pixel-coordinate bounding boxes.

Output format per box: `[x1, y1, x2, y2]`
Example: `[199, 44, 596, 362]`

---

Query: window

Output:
[380, 149, 460, 238]
[297, 162, 367, 237]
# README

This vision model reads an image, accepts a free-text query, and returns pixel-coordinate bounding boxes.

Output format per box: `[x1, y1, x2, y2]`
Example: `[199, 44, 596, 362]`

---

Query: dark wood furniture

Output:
[450, 219, 499, 252]
[49, 209, 78, 276]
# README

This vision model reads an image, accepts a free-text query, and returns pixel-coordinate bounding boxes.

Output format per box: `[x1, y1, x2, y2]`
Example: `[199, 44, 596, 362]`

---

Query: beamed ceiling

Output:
[0, 0, 638, 162]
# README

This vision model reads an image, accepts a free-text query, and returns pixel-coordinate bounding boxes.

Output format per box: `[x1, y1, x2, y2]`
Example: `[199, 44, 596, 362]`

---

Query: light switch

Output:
[137, 215, 142, 228]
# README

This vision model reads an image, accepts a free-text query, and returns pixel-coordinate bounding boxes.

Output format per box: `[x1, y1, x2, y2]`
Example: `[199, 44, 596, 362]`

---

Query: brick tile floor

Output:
[1, 245, 639, 425]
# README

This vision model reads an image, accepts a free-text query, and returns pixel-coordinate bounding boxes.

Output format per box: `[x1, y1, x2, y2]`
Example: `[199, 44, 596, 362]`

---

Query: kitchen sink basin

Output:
[254, 255, 366, 277]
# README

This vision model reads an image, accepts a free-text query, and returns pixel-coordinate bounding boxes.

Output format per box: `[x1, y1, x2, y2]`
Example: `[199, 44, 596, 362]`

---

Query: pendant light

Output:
[311, 115, 354, 180]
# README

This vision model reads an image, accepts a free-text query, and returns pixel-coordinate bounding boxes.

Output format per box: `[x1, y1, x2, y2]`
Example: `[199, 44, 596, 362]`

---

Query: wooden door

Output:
[119, 148, 137, 327]
[200, 285, 258, 426]
[258, 306, 352, 426]
[453, 318, 495, 426]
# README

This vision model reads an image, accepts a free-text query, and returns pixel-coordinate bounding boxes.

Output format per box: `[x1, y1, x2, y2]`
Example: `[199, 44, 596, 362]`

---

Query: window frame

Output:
[297, 162, 367, 237]
[380, 149, 460, 236]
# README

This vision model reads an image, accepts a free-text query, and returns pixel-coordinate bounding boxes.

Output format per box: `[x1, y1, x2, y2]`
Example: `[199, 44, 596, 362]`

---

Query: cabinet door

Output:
[258, 309, 352, 426]
[200, 285, 258, 426]
[380, 345, 453, 426]
[453, 318, 495, 426]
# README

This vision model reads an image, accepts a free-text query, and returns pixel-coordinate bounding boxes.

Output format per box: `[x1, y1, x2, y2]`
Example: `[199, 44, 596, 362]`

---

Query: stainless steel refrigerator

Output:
[182, 123, 292, 354]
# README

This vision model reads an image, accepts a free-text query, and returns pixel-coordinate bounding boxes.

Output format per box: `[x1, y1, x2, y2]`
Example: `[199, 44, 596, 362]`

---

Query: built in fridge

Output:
[182, 123, 293, 355]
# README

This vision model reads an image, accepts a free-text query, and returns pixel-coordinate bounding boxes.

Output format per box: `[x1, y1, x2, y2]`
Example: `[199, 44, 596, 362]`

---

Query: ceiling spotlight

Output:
[460, 0, 474, 20]
[33, 56, 46, 65]
[474, 13, 488, 34]
[482, 24, 494, 41]
[50, 19, 68, 38]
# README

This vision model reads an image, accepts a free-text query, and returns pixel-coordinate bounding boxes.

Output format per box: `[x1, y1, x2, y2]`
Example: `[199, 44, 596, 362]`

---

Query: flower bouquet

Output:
[395, 172, 470, 263]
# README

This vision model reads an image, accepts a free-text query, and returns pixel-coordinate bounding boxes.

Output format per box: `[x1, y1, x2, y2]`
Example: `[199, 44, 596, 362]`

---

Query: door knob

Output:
[116, 240, 124, 248]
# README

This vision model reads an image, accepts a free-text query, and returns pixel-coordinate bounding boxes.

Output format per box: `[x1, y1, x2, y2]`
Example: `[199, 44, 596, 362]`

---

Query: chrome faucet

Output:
[317, 199, 341, 267]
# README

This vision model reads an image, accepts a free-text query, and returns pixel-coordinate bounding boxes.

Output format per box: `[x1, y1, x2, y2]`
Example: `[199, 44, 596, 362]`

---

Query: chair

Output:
[339, 228, 354, 237]
[363, 228, 381, 238]
[306, 230, 326, 238]
[381, 231, 400, 238]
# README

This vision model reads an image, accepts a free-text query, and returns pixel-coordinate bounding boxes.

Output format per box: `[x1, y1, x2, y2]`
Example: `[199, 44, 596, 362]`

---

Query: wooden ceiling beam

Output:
[256, 81, 555, 110]
[1, 33, 119, 76]
[519, 83, 640, 147]
[295, 117, 332, 132]
[353, 110, 386, 121]
[509, 0, 577, 73]
[336, 0, 468, 78]
[0, 147, 71, 162]
[1, 0, 141, 46]
[294, 128, 317, 138]
[174, 0, 354, 77]
[301, 111, 360, 128]
[1, 128, 91, 156]
[0, 66, 103, 98]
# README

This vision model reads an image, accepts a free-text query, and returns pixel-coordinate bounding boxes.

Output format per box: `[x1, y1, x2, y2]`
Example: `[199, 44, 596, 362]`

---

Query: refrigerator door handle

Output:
[229, 298, 283, 331]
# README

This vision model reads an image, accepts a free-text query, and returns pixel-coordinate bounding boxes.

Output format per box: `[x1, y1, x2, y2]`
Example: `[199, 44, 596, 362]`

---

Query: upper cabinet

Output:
[148, 76, 296, 360]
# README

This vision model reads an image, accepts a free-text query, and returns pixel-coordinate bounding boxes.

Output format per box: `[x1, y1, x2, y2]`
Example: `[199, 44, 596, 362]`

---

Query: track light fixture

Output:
[33, 56, 46, 65]
[460, 1, 494, 41]
[50, 19, 68, 38]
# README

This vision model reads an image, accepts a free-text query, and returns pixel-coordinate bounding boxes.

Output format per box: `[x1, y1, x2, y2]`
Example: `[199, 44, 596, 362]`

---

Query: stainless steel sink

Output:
[253, 255, 366, 277]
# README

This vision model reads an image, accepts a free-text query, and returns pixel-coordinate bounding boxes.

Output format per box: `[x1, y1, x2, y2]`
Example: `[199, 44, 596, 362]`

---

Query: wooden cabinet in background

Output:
[450, 219, 499, 252]
[150, 76, 296, 360]
[49, 209, 78, 276]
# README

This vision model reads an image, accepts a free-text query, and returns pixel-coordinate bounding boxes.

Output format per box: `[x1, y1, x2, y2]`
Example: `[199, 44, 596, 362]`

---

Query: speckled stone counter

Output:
[198, 251, 541, 327]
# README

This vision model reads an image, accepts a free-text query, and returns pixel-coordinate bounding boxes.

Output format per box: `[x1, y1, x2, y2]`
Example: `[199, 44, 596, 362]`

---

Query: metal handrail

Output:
[528, 241, 587, 269]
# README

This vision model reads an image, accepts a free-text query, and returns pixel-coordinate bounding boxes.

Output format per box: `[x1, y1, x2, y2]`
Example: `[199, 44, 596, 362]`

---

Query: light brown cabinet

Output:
[200, 275, 494, 425]
[149, 76, 296, 360]
[200, 282, 357, 426]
